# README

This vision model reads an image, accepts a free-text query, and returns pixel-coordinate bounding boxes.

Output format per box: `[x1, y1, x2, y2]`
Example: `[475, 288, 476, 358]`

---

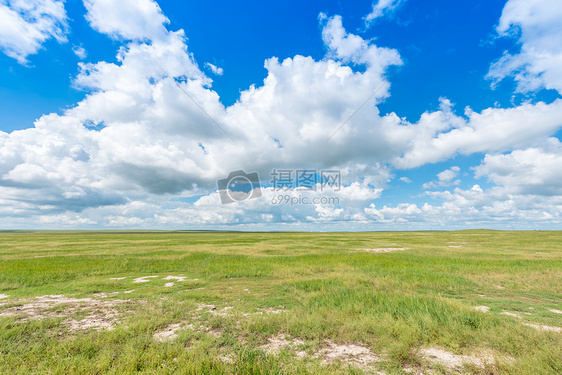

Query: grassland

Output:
[0, 230, 561, 374]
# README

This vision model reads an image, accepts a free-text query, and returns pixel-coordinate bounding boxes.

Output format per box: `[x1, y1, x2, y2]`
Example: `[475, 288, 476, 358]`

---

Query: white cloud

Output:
[364, 0, 404, 26]
[204, 62, 223, 76]
[83, 0, 169, 41]
[399, 177, 412, 183]
[72, 44, 87, 59]
[474, 138, 562, 196]
[1, 0, 562, 230]
[0, 0, 68, 64]
[0, 11, 401, 222]
[487, 0, 562, 94]
[390, 98, 562, 168]
[321, 13, 402, 71]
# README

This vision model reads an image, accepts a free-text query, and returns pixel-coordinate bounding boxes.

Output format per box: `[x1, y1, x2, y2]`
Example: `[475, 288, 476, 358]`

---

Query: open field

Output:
[0, 230, 561, 374]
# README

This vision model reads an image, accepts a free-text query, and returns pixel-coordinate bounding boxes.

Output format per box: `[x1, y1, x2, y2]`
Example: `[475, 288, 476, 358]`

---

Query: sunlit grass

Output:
[0, 230, 561, 374]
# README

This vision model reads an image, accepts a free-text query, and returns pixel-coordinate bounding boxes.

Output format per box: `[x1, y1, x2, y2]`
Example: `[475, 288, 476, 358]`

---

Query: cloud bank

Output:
[0, 0, 561, 230]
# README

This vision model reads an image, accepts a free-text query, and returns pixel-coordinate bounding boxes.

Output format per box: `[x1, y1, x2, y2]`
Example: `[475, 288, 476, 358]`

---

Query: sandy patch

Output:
[448, 245, 462, 248]
[92, 292, 120, 298]
[163, 276, 192, 282]
[474, 306, 490, 313]
[523, 323, 562, 333]
[110, 277, 127, 280]
[0, 294, 9, 299]
[260, 335, 305, 355]
[262, 336, 381, 371]
[153, 321, 223, 342]
[316, 340, 381, 369]
[420, 347, 495, 370]
[548, 309, 562, 314]
[446, 241, 486, 244]
[164, 282, 174, 287]
[501, 311, 521, 319]
[196, 303, 233, 317]
[123, 290, 135, 294]
[0, 294, 132, 331]
[256, 307, 286, 315]
[361, 248, 409, 253]
[133, 276, 158, 283]
[153, 323, 189, 342]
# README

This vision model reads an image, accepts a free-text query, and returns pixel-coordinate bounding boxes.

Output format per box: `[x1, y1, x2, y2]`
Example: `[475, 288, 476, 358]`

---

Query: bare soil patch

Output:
[420, 347, 496, 370]
[316, 340, 382, 369]
[133, 276, 158, 283]
[523, 323, 562, 333]
[360, 248, 409, 253]
[0, 294, 132, 332]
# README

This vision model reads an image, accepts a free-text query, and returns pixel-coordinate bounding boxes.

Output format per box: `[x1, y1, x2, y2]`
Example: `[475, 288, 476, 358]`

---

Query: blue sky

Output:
[0, 0, 561, 230]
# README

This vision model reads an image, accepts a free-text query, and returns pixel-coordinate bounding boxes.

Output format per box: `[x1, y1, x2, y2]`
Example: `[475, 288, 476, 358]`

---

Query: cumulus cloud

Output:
[474, 138, 562, 196]
[1, 0, 562, 230]
[204, 62, 223, 76]
[422, 166, 461, 189]
[487, 0, 562, 94]
[83, 0, 169, 41]
[0, 0, 68, 64]
[390, 98, 562, 168]
[364, 0, 404, 26]
[72, 44, 87, 59]
[0, 9, 402, 222]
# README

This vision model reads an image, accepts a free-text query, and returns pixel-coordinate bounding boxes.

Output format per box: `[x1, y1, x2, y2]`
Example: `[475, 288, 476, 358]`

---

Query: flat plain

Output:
[0, 230, 561, 374]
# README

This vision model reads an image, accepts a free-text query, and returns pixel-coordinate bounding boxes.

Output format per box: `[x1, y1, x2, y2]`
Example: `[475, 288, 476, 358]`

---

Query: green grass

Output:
[0, 230, 561, 374]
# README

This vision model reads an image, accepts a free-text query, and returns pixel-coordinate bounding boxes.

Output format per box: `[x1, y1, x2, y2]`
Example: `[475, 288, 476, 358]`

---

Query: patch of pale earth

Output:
[133, 276, 158, 283]
[0, 294, 130, 331]
[153, 323, 187, 342]
[257, 307, 286, 315]
[260, 335, 305, 354]
[0, 294, 9, 299]
[154, 322, 223, 342]
[92, 292, 120, 298]
[195, 303, 233, 317]
[110, 277, 127, 280]
[549, 309, 562, 314]
[316, 340, 381, 370]
[501, 312, 522, 319]
[163, 276, 192, 282]
[361, 248, 409, 253]
[523, 323, 562, 333]
[494, 285, 505, 290]
[402, 366, 426, 375]
[420, 347, 495, 370]
[446, 241, 486, 244]
[196, 303, 216, 312]
[448, 245, 462, 248]
[217, 354, 234, 364]
[68, 314, 117, 332]
[474, 306, 490, 313]
[164, 283, 174, 287]
[123, 290, 135, 294]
